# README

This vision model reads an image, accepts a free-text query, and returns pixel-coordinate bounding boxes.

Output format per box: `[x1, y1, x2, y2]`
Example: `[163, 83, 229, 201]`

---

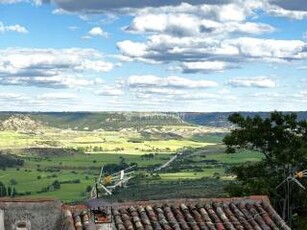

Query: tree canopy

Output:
[223, 111, 307, 224]
[0, 152, 24, 169]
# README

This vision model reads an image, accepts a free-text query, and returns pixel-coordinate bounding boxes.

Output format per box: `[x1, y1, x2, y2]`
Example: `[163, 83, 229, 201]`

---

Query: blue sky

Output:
[0, 0, 307, 112]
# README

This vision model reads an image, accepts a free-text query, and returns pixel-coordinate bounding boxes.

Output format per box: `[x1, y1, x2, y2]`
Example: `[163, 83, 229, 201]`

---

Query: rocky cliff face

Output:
[0, 115, 44, 132]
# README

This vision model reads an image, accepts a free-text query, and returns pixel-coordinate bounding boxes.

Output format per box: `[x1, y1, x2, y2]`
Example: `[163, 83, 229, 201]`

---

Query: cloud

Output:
[0, 75, 100, 88]
[37, 92, 78, 100]
[126, 13, 274, 36]
[175, 92, 220, 100]
[96, 86, 124, 96]
[68, 26, 78, 31]
[0, 48, 113, 88]
[294, 91, 307, 101]
[136, 88, 185, 96]
[3, 0, 307, 21]
[0, 0, 45, 5]
[0, 0, 23, 3]
[269, 0, 307, 12]
[180, 61, 235, 73]
[264, 3, 307, 20]
[88, 27, 108, 38]
[110, 1, 306, 72]
[227, 76, 276, 88]
[117, 35, 307, 67]
[0, 21, 28, 33]
[252, 92, 282, 98]
[124, 75, 219, 100]
[126, 75, 218, 89]
[46, 0, 233, 13]
[225, 37, 306, 60]
[0, 92, 27, 101]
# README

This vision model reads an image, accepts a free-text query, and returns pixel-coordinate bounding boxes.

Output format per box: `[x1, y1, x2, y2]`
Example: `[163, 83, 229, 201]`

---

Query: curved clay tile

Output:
[229, 203, 253, 230]
[138, 206, 154, 230]
[196, 204, 216, 230]
[246, 203, 270, 230]
[188, 205, 209, 230]
[205, 203, 225, 230]
[220, 203, 244, 230]
[172, 205, 190, 230]
[146, 205, 163, 230]
[254, 203, 279, 230]
[238, 202, 262, 230]
[213, 202, 235, 230]
[261, 201, 291, 230]
[163, 204, 181, 230]
[180, 203, 200, 230]
[155, 206, 172, 230]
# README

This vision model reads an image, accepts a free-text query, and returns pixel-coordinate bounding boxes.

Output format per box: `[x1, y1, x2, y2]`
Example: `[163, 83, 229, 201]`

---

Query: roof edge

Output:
[111, 195, 271, 208]
[0, 197, 60, 203]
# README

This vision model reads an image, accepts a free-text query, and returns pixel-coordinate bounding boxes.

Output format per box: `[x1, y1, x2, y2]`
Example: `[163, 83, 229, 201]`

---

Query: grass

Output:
[0, 151, 174, 201]
[24, 152, 172, 168]
[105, 178, 228, 202]
[0, 125, 224, 202]
[0, 145, 264, 202]
[0, 128, 214, 153]
[190, 133, 225, 143]
[204, 150, 263, 164]
[0, 126, 261, 202]
[159, 168, 225, 180]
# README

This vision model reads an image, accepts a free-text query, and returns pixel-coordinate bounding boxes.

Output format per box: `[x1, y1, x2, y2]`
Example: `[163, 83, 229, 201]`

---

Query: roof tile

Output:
[69, 196, 291, 230]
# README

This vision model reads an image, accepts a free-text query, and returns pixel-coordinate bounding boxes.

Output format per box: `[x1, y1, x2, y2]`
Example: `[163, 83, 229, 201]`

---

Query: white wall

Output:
[0, 209, 5, 230]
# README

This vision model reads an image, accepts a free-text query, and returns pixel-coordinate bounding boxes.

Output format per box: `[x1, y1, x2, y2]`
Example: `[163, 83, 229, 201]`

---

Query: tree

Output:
[12, 188, 17, 197]
[10, 179, 17, 186]
[52, 180, 61, 190]
[0, 182, 6, 197]
[7, 186, 12, 196]
[223, 111, 307, 224]
[86, 185, 92, 192]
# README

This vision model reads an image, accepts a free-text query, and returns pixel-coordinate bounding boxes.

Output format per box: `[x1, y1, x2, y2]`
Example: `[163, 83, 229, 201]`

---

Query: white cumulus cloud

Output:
[126, 75, 218, 89]
[0, 21, 28, 33]
[88, 27, 108, 38]
[0, 48, 114, 88]
[227, 76, 276, 88]
[37, 92, 78, 100]
[96, 86, 124, 96]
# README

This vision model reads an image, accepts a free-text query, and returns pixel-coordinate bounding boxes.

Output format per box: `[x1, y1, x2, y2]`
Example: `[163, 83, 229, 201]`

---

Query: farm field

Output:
[0, 146, 263, 202]
[0, 127, 216, 152]
[0, 114, 263, 202]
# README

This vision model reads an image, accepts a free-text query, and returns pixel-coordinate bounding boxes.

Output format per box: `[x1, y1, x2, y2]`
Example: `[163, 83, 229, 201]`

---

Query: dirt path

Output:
[154, 151, 183, 171]
[154, 145, 224, 171]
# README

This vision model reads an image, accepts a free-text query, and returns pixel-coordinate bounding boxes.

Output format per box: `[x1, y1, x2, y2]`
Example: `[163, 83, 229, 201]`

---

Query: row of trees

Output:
[0, 182, 17, 197]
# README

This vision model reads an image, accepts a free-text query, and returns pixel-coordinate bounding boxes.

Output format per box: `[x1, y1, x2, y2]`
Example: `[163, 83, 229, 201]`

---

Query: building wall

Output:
[0, 209, 4, 230]
[95, 223, 113, 230]
[0, 200, 63, 230]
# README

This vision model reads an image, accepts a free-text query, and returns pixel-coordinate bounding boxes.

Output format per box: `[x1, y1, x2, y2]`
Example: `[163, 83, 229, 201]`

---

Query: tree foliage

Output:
[223, 111, 307, 213]
[0, 152, 24, 169]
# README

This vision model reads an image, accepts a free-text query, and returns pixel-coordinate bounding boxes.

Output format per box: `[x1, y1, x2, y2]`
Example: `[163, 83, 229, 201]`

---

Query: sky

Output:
[0, 0, 307, 112]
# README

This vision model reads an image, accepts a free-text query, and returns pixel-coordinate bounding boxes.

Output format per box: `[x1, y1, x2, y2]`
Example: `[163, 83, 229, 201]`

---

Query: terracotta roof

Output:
[69, 196, 291, 230]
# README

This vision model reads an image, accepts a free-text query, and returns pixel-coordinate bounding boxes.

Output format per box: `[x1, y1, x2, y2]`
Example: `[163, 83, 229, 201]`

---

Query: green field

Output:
[0, 128, 214, 152]
[0, 149, 264, 202]
[0, 120, 263, 202]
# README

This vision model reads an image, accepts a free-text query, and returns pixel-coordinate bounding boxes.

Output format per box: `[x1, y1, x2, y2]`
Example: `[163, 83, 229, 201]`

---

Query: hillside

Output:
[0, 111, 306, 130]
[0, 114, 44, 132]
[0, 112, 187, 131]
[179, 111, 307, 127]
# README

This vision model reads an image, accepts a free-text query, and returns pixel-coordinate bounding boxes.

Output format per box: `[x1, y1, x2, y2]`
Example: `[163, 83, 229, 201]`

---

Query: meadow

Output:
[0, 122, 262, 202]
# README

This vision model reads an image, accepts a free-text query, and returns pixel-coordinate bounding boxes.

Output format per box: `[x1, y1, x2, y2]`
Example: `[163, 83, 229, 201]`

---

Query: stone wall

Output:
[0, 199, 63, 230]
